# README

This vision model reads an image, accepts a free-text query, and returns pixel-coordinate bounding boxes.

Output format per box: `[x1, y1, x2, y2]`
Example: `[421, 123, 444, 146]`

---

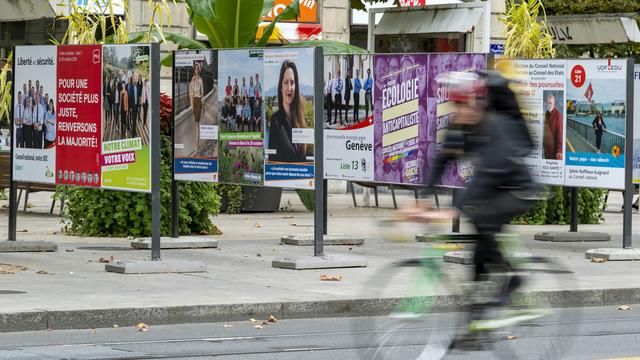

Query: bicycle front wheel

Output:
[351, 258, 469, 360]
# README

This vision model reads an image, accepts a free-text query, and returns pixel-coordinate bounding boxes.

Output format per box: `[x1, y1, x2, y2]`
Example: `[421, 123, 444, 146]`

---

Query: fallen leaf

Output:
[320, 274, 342, 281]
[591, 257, 607, 263]
[507, 335, 517, 340]
[0, 263, 28, 274]
[136, 322, 149, 332]
[199, 230, 209, 235]
[98, 257, 110, 263]
[36, 270, 49, 275]
[268, 315, 278, 323]
[254, 325, 264, 329]
[110, 256, 117, 261]
[249, 318, 257, 323]
[618, 305, 632, 311]
[26, 203, 33, 209]
[113, 324, 119, 328]
[65, 249, 74, 253]
[254, 223, 262, 228]
[17, 229, 28, 233]
[256, 253, 262, 257]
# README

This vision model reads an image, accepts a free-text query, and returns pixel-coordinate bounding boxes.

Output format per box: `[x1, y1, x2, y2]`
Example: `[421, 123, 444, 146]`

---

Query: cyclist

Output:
[414, 71, 538, 324]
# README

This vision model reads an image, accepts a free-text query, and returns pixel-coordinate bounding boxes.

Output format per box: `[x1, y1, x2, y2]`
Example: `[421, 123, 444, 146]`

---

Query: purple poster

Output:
[426, 53, 488, 187]
[373, 54, 429, 184]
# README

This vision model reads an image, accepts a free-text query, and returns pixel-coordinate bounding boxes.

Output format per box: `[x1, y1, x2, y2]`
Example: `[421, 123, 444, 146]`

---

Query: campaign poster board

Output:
[564, 59, 626, 189]
[56, 45, 103, 187]
[217, 49, 265, 186]
[505, 59, 568, 185]
[173, 50, 219, 182]
[322, 54, 374, 181]
[427, 53, 488, 187]
[633, 64, 640, 184]
[12, 44, 155, 193]
[12, 45, 57, 184]
[263, 48, 315, 189]
[100, 45, 153, 192]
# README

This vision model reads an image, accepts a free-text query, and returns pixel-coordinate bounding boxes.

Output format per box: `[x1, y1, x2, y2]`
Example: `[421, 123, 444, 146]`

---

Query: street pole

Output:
[170, 51, 179, 239]
[151, 43, 161, 260]
[569, 187, 578, 232]
[314, 46, 325, 257]
[622, 58, 634, 249]
[452, 188, 461, 233]
[8, 49, 16, 241]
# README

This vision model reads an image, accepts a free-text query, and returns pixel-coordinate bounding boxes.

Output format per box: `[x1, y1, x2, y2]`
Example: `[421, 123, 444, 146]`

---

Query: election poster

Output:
[633, 64, 640, 184]
[565, 59, 627, 189]
[373, 54, 428, 185]
[56, 45, 103, 187]
[264, 48, 315, 189]
[501, 59, 567, 185]
[100, 45, 152, 192]
[12, 45, 57, 184]
[426, 53, 487, 187]
[217, 49, 265, 186]
[322, 54, 374, 181]
[173, 50, 219, 182]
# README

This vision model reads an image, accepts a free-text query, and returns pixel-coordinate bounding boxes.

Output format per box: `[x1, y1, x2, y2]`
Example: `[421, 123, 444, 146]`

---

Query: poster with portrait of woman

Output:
[263, 48, 315, 189]
[173, 50, 219, 182]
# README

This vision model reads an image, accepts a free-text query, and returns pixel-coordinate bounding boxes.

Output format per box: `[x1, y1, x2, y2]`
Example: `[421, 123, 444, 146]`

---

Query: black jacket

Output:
[268, 108, 305, 163]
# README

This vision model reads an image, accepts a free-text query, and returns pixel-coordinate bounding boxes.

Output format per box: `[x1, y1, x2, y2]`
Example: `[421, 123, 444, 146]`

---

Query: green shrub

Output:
[512, 186, 605, 225]
[57, 135, 220, 237]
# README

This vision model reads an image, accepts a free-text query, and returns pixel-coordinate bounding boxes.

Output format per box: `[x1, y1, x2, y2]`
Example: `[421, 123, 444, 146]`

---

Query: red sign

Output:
[56, 45, 103, 187]
[584, 82, 594, 102]
[571, 64, 586, 88]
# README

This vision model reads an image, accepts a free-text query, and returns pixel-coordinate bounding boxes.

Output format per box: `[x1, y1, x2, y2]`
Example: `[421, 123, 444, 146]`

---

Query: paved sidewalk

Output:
[0, 189, 638, 332]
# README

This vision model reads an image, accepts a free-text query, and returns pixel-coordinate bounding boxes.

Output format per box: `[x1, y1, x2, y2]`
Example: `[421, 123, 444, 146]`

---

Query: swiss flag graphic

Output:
[584, 82, 594, 102]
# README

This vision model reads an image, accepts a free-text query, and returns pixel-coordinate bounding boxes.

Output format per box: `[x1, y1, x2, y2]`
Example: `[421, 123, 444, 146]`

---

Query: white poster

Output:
[322, 54, 375, 181]
[633, 64, 640, 184]
[507, 59, 567, 186]
[12, 46, 57, 184]
[564, 59, 626, 190]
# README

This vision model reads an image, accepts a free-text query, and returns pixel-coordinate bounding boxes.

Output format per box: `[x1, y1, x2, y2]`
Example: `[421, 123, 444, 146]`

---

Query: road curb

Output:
[0, 287, 637, 333]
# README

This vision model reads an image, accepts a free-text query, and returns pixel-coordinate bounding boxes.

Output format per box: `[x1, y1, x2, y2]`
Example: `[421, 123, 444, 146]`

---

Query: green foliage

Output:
[541, 0, 640, 15]
[296, 189, 315, 212]
[501, 0, 555, 59]
[511, 187, 605, 225]
[0, 189, 6, 201]
[58, 136, 220, 237]
[511, 195, 548, 225]
[218, 184, 244, 214]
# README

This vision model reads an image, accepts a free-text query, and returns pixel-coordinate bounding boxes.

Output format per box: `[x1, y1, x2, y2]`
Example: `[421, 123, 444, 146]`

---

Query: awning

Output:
[374, 7, 483, 36]
[544, 13, 640, 45]
[0, 0, 56, 22]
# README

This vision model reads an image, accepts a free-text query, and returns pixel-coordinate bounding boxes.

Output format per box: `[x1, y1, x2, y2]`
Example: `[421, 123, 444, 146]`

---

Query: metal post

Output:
[170, 51, 179, 239]
[622, 58, 634, 249]
[569, 187, 578, 232]
[314, 46, 325, 257]
[452, 188, 461, 233]
[150, 43, 161, 260]
[323, 179, 328, 236]
[8, 49, 16, 241]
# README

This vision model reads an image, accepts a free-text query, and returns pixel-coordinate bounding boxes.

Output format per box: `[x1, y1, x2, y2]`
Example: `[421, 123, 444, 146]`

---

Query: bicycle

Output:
[351, 209, 579, 360]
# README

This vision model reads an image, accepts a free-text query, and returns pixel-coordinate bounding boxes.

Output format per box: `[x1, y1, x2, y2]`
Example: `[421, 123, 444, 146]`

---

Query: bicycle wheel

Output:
[473, 256, 580, 360]
[351, 256, 470, 360]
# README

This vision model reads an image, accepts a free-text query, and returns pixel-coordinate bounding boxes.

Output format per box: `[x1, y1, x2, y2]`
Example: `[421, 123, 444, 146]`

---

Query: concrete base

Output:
[272, 254, 367, 270]
[416, 233, 477, 243]
[585, 248, 640, 261]
[281, 234, 364, 246]
[534, 231, 610, 242]
[444, 250, 533, 265]
[105, 259, 207, 274]
[130, 237, 219, 250]
[0, 241, 57, 252]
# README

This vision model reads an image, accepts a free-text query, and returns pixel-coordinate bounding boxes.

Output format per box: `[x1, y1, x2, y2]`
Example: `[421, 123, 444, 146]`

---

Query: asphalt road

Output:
[1, 305, 639, 359]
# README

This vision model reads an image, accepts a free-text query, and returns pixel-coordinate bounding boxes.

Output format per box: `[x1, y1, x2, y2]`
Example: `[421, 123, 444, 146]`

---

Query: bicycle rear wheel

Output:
[352, 257, 470, 360]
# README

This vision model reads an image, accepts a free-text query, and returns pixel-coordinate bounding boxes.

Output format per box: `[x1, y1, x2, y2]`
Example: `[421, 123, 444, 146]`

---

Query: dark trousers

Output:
[23, 125, 33, 148]
[34, 129, 43, 149]
[365, 92, 372, 119]
[325, 94, 332, 124]
[113, 103, 120, 130]
[249, 97, 255, 119]
[16, 127, 23, 148]
[143, 102, 149, 126]
[595, 131, 603, 150]
[343, 96, 350, 122]
[121, 109, 127, 136]
[130, 105, 138, 137]
[334, 94, 342, 123]
[353, 93, 360, 123]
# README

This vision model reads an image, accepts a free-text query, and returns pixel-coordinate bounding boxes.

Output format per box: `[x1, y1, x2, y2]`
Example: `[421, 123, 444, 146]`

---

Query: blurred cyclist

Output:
[412, 71, 538, 320]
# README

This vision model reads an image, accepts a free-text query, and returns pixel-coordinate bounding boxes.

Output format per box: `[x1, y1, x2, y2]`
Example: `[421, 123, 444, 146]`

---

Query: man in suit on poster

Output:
[128, 75, 139, 138]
